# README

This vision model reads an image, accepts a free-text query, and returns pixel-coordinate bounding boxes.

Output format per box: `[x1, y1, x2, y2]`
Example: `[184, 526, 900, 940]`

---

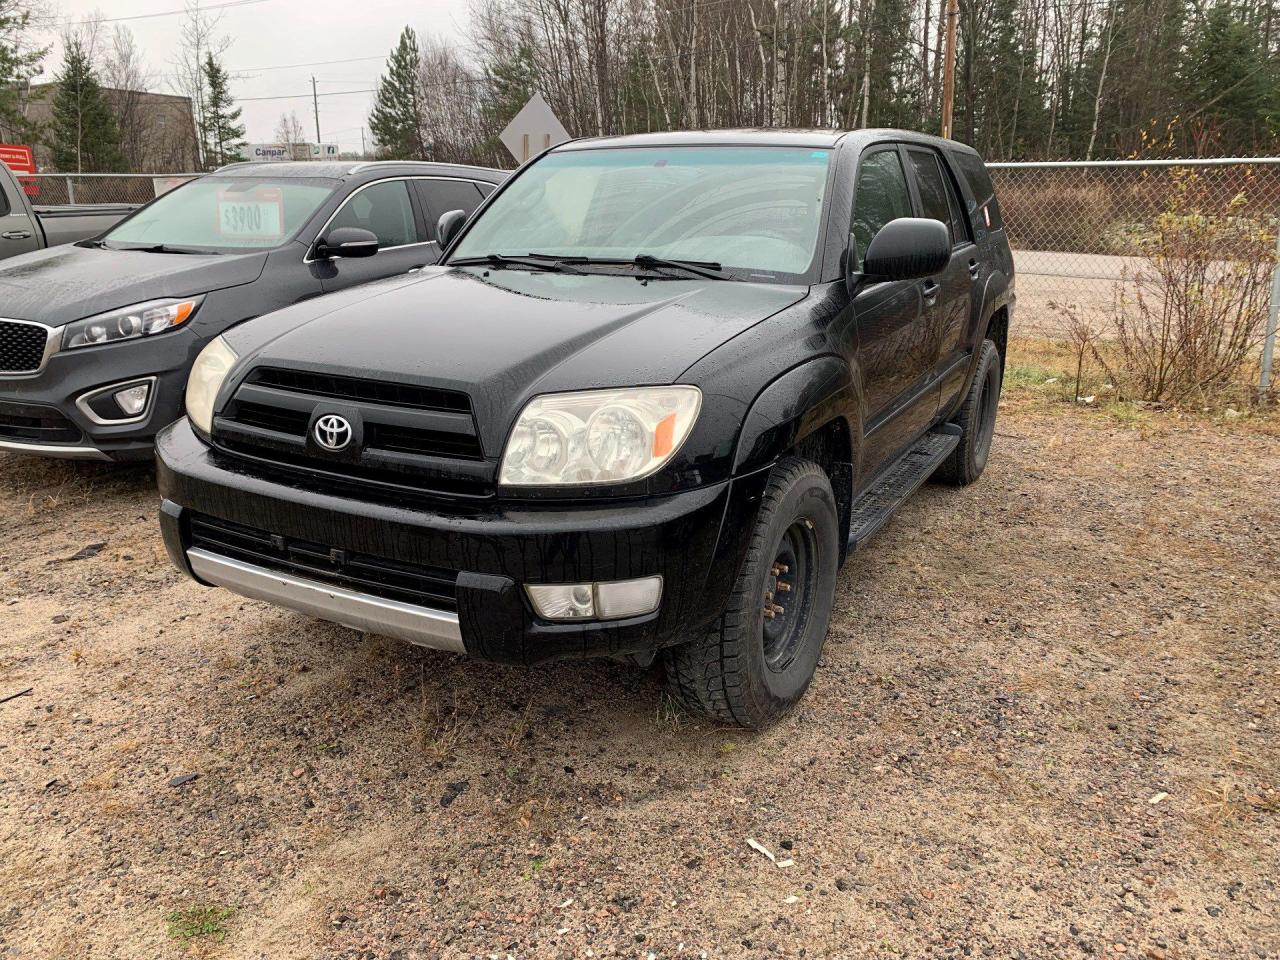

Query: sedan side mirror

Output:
[314, 226, 379, 260]
[436, 209, 467, 249]
[860, 218, 951, 282]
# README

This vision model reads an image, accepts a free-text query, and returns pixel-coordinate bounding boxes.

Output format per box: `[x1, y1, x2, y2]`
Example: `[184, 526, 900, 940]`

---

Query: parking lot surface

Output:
[1, 395, 1276, 959]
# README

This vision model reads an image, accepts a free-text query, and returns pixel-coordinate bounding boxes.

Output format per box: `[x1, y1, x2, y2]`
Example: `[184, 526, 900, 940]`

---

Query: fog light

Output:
[526, 583, 595, 620]
[526, 576, 663, 622]
[113, 382, 151, 416]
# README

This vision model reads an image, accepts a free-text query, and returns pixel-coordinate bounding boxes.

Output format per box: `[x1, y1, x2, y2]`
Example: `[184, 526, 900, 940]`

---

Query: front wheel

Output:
[663, 457, 838, 729]
[935, 339, 1002, 486]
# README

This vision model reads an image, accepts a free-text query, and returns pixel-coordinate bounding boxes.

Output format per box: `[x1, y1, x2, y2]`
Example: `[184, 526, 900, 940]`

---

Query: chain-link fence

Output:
[21, 172, 201, 206]
[988, 158, 1280, 378]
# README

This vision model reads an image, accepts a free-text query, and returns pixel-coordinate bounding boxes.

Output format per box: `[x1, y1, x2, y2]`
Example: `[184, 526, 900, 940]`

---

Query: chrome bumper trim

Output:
[0, 439, 111, 460]
[186, 547, 466, 653]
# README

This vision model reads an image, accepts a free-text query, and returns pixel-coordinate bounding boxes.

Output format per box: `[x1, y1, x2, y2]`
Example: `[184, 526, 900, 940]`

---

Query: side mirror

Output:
[436, 209, 467, 249]
[859, 218, 951, 282]
[314, 226, 379, 260]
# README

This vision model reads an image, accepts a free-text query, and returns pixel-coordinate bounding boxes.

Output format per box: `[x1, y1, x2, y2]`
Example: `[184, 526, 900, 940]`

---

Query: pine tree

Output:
[49, 39, 122, 173]
[0, 1, 48, 143]
[369, 26, 426, 159]
[202, 53, 245, 167]
[1179, 1, 1278, 154]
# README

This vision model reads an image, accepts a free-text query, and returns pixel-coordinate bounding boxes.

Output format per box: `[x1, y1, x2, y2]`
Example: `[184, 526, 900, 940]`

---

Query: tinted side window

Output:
[328, 179, 420, 248]
[423, 179, 483, 218]
[476, 182, 495, 197]
[951, 150, 1002, 229]
[851, 149, 912, 270]
[0, 180, 10, 216]
[908, 150, 952, 240]
[910, 149, 968, 246]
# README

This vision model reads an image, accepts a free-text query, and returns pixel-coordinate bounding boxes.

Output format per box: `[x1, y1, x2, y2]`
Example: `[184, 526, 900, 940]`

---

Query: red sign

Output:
[0, 144, 38, 197]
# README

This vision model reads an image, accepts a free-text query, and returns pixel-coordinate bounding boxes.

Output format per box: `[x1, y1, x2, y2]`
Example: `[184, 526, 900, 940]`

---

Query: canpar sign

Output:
[245, 144, 291, 162]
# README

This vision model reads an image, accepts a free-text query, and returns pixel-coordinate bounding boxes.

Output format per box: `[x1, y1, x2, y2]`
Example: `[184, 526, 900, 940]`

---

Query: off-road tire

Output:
[934, 339, 1002, 486]
[662, 457, 839, 729]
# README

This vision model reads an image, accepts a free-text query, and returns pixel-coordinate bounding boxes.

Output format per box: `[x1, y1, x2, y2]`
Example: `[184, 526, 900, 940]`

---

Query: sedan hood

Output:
[0, 243, 268, 325]
[237, 266, 808, 455]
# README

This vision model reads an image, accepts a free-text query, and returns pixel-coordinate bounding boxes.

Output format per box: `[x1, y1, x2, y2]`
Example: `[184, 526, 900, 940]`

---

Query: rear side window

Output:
[419, 179, 485, 226]
[909, 149, 969, 246]
[328, 179, 421, 249]
[0, 180, 10, 216]
[851, 149, 913, 270]
[951, 150, 1002, 230]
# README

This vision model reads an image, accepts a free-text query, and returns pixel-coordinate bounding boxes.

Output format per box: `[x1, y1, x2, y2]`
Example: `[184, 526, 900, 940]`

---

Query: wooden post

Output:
[940, 0, 959, 140]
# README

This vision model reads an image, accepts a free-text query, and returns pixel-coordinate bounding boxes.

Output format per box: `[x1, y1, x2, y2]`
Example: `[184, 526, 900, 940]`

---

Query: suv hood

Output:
[0, 243, 268, 325]
[234, 266, 808, 456]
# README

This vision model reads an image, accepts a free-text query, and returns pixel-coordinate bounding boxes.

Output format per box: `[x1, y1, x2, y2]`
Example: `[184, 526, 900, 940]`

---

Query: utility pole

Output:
[940, 0, 958, 140]
[360, 127, 367, 159]
[311, 75, 321, 144]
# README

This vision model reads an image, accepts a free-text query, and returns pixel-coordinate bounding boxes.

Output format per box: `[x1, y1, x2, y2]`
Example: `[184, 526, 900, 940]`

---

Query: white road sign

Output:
[311, 143, 340, 159]
[499, 93, 571, 164]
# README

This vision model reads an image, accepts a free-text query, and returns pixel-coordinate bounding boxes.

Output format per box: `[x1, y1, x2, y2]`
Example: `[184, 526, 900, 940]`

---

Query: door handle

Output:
[2, 230, 32, 240]
[921, 280, 940, 306]
[968, 259, 980, 278]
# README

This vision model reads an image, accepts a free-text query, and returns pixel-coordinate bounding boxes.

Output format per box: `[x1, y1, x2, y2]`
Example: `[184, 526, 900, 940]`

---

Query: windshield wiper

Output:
[631, 254, 724, 280]
[450, 253, 577, 274]
[108, 242, 217, 255]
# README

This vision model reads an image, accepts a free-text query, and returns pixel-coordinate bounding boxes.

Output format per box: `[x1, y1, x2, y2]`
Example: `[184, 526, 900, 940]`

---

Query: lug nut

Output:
[777, 582, 792, 593]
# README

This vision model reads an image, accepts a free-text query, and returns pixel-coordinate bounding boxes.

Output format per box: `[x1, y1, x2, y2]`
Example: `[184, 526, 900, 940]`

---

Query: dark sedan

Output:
[0, 160, 504, 460]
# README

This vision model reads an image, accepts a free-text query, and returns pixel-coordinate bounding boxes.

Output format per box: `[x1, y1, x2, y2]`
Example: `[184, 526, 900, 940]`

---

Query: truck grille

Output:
[188, 513, 459, 612]
[0, 400, 82, 444]
[0, 320, 50, 374]
[212, 367, 491, 497]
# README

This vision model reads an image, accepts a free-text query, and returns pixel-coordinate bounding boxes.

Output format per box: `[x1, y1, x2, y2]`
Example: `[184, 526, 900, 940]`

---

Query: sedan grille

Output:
[212, 367, 491, 497]
[0, 320, 50, 375]
[188, 513, 458, 611]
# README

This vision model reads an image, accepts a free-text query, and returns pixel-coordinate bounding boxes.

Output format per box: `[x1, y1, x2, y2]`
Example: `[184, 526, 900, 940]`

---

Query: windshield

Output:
[450, 146, 833, 280]
[102, 176, 338, 252]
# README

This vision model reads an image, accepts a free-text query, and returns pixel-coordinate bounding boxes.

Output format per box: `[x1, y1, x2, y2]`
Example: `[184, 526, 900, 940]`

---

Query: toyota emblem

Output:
[314, 414, 353, 451]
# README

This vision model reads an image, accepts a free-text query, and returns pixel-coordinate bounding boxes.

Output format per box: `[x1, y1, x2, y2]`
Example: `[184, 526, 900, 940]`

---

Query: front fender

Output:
[732, 355, 857, 475]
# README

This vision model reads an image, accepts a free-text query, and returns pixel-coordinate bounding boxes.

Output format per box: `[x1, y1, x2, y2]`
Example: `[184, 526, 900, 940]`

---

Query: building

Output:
[19, 84, 200, 173]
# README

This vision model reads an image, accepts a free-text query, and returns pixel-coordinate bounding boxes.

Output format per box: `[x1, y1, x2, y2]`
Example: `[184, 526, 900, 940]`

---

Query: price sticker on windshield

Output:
[216, 187, 285, 241]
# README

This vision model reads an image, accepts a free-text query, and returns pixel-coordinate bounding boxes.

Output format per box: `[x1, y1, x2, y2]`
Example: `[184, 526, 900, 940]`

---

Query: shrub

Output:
[1097, 174, 1276, 405]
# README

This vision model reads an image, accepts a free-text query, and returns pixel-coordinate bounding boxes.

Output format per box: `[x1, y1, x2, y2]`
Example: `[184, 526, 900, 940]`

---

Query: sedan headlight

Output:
[185, 335, 238, 435]
[63, 297, 203, 349]
[500, 386, 701, 486]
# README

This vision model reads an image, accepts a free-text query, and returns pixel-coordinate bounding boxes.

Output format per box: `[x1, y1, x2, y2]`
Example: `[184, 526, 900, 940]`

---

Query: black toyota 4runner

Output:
[157, 130, 1014, 729]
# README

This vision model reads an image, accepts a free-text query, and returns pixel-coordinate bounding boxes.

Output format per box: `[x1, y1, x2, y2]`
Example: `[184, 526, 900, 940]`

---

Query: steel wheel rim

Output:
[762, 519, 818, 673]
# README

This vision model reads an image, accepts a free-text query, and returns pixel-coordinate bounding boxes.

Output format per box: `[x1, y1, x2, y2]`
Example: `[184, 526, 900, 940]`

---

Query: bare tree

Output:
[169, 1, 231, 168]
[99, 25, 155, 172]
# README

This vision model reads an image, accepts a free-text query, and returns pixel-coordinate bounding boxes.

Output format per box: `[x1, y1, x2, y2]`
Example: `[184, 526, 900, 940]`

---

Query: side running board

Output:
[847, 424, 961, 553]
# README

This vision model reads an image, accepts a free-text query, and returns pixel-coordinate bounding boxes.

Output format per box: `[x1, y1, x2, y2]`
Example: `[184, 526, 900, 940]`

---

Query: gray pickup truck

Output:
[1, 162, 137, 260]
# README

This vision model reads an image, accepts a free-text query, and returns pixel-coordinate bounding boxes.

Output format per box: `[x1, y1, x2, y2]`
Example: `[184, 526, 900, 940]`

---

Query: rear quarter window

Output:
[951, 150, 1002, 231]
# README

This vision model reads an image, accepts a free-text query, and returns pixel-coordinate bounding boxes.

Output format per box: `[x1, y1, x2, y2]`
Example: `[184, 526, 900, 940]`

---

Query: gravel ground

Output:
[1, 394, 1276, 960]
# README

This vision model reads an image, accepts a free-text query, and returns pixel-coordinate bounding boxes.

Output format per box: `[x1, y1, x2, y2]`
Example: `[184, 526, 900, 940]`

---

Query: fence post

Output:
[65, 176, 75, 204]
[1262, 221, 1280, 395]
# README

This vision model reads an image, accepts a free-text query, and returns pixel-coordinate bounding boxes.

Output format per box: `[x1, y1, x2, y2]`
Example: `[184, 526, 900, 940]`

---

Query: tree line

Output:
[0, 0, 244, 173]
[371, 0, 1278, 164]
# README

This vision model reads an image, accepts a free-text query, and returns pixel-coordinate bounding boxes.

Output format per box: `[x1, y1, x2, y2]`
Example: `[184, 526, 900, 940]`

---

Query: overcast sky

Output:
[39, 0, 476, 161]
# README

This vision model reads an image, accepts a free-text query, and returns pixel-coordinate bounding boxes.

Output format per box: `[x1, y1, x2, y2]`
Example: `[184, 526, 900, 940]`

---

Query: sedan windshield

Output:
[102, 176, 338, 252]
[450, 146, 833, 281]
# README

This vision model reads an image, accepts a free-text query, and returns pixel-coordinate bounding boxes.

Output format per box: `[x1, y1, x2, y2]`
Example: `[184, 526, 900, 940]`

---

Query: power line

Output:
[65, 0, 268, 26]
[237, 88, 376, 102]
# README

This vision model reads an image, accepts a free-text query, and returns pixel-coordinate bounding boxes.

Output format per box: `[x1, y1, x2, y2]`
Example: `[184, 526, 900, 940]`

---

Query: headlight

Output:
[500, 386, 701, 486]
[185, 335, 238, 435]
[63, 297, 203, 349]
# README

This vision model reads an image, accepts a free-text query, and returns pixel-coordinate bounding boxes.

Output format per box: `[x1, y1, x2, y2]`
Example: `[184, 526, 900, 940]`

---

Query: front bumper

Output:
[0, 326, 204, 461]
[157, 418, 770, 665]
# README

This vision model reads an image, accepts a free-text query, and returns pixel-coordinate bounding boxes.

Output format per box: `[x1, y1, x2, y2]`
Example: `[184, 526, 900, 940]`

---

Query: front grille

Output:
[189, 513, 458, 612]
[213, 367, 490, 497]
[0, 320, 49, 374]
[0, 400, 82, 443]
[252, 367, 471, 413]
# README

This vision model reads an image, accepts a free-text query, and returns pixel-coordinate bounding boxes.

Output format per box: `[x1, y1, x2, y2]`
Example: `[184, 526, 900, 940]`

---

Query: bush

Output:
[1098, 174, 1276, 405]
